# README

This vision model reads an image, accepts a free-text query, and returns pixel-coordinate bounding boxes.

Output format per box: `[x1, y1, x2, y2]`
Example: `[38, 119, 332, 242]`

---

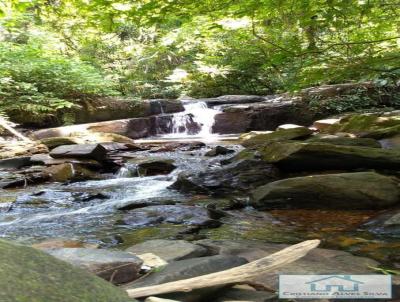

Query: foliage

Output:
[0, 0, 399, 118]
[0, 40, 118, 124]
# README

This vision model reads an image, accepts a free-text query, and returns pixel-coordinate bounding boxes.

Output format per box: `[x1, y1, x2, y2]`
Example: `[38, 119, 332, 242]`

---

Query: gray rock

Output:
[30, 153, 102, 168]
[134, 158, 177, 176]
[202, 95, 268, 106]
[251, 172, 400, 210]
[121, 205, 222, 228]
[44, 248, 143, 284]
[0, 239, 132, 302]
[50, 144, 108, 161]
[362, 209, 400, 236]
[124, 255, 248, 302]
[214, 285, 275, 302]
[170, 159, 279, 196]
[205, 146, 235, 157]
[0, 156, 31, 169]
[126, 239, 208, 261]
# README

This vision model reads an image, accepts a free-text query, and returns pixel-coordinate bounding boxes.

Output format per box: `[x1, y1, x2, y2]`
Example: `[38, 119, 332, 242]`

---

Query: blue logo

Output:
[306, 275, 364, 292]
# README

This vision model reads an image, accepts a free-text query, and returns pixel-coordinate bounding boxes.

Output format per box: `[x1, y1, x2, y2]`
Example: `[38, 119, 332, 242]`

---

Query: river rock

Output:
[44, 248, 143, 284]
[40, 137, 79, 149]
[204, 146, 235, 157]
[149, 99, 185, 115]
[212, 97, 315, 134]
[241, 126, 313, 147]
[306, 135, 381, 148]
[0, 239, 132, 302]
[324, 113, 400, 139]
[312, 118, 341, 131]
[362, 209, 400, 236]
[45, 163, 99, 182]
[124, 255, 248, 302]
[50, 144, 108, 161]
[126, 239, 208, 262]
[0, 141, 48, 160]
[0, 171, 50, 189]
[0, 156, 31, 169]
[170, 159, 280, 196]
[121, 205, 221, 228]
[253, 141, 400, 171]
[134, 159, 177, 176]
[251, 172, 400, 210]
[201, 95, 267, 106]
[30, 153, 102, 169]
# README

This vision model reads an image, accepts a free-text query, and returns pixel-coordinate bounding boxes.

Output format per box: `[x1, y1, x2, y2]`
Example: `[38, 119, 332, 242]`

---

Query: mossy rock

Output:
[325, 114, 400, 139]
[40, 137, 79, 149]
[0, 239, 133, 302]
[306, 135, 381, 148]
[251, 172, 400, 210]
[241, 127, 313, 147]
[254, 141, 400, 171]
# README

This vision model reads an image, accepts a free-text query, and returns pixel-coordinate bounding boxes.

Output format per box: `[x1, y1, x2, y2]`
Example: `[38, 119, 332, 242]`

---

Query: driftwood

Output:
[0, 117, 32, 142]
[127, 239, 320, 299]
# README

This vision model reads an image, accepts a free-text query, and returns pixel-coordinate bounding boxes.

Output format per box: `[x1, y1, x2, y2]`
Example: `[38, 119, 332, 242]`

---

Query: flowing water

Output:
[158, 100, 220, 140]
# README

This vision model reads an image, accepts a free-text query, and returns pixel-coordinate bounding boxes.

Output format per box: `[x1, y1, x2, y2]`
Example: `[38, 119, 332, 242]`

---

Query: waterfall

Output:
[159, 100, 220, 139]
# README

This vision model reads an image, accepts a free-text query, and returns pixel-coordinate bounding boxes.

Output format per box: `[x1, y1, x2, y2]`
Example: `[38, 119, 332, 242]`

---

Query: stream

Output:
[0, 101, 399, 269]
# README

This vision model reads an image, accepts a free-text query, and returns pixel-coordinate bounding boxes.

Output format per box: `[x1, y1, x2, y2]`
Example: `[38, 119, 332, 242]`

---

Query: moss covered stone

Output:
[255, 141, 400, 171]
[241, 127, 313, 147]
[0, 239, 133, 302]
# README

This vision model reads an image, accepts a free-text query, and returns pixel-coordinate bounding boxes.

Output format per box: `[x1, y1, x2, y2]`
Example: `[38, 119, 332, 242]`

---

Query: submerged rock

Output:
[44, 248, 143, 285]
[0, 239, 132, 302]
[251, 172, 400, 210]
[170, 159, 279, 196]
[241, 126, 313, 147]
[126, 239, 208, 262]
[253, 141, 400, 171]
[50, 144, 108, 161]
[204, 146, 234, 157]
[120, 205, 222, 228]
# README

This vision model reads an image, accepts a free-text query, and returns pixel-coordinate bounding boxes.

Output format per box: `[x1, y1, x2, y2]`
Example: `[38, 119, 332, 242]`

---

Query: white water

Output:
[160, 100, 220, 140]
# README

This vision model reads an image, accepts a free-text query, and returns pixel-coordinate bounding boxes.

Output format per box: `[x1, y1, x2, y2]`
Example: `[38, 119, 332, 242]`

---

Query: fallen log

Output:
[0, 117, 32, 142]
[126, 239, 320, 298]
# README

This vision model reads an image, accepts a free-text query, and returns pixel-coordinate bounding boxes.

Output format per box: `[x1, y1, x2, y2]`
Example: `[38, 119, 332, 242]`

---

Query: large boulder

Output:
[241, 126, 313, 147]
[212, 96, 315, 134]
[44, 248, 143, 285]
[50, 144, 108, 161]
[251, 172, 400, 210]
[132, 158, 177, 176]
[0, 239, 132, 302]
[252, 141, 400, 171]
[170, 159, 280, 196]
[125, 239, 208, 262]
[306, 135, 382, 148]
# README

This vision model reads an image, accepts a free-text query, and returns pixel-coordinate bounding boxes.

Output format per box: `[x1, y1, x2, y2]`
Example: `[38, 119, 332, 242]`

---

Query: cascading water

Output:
[159, 100, 220, 139]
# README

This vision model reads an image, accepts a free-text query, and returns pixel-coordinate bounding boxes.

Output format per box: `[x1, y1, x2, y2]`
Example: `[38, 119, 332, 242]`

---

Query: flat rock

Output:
[0, 239, 132, 302]
[125, 239, 208, 262]
[306, 135, 381, 148]
[251, 172, 400, 210]
[120, 205, 221, 228]
[124, 255, 248, 302]
[241, 126, 313, 147]
[50, 144, 108, 161]
[253, 141, 400, 171]
[0, 156, 31, 169]
[40, 137, 79, 149]
[44, 248, 143, 285]
[30, 153, 102, 168]
[313, 118, 341, 131]
[170, 159, 279, 196]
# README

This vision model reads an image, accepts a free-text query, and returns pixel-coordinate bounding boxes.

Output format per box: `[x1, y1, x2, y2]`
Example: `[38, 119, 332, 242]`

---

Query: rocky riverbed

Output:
[2, 96, 400, 301]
